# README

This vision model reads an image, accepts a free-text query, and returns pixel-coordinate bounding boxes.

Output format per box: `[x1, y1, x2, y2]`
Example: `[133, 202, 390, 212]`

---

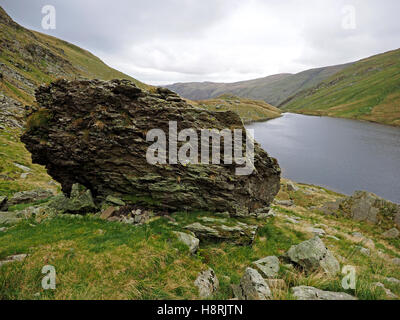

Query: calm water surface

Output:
[246, 113, 400, 204]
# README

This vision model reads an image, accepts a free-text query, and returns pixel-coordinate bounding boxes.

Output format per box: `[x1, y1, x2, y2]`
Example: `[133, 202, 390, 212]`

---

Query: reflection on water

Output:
[246, 113, 400, 204]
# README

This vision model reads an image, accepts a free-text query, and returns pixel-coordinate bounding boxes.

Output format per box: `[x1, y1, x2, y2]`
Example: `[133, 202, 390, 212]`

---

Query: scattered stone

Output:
[391, 258, 400, 266]
[275, 200, 294, 207]
[308, 227, 326, 237]
[173, 231, 200, 254]
[9, 189, 53, 205]
[0, 227, 7, 232]
[0, 254, 29, 267]
[319, 199, 343, 216]
[285, 217, 300, 224]
[20, 172, 30, 179]
[22, 79, 281, 216]
[0, 211, 21, 225]
[252, 256, 280, 278]
[48, 183, 97, 214]
[326, 235, 340, 241]
[382, 228, 399, 239]
[233, 268, 271, 300]
[194, 268, 219, 298]
[185, 221, 258, 245]
[285, 237, 340, 275]
[0, 196, 8, 211]
[13, 163, 31, 172]
[105, 195, 126, 207]
[373, 282, 398, 299]
[292, 286, 357, 300]
[100, 206, 117, 220]
[198, 217, 227, 224]
[386, 277, 400, 285]
[286, 181, 299, 192]
[359, 247, 371, 256]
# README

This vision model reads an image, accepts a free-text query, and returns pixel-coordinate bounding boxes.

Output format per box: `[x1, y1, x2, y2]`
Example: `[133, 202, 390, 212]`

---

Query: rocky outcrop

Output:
[173, 232, 200, 254]
[48, 183, 96, 214]
[291, 286, 357, 300]
[194, 268, 219, 298]
[22, 79, 281, 215]
[284, 237, 340, 275]
[340, 191, 400, 228]
[233, 268, 272, 300]
[252, 256, 280, 278]
[9, 188, 54, 206]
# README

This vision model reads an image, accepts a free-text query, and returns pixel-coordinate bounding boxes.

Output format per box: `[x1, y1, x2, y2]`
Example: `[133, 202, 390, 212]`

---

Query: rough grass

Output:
[1, 182, 399, 300]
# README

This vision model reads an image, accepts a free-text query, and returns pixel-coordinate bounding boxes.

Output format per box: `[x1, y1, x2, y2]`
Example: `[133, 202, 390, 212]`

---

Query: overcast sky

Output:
[1, 0, 399, 85]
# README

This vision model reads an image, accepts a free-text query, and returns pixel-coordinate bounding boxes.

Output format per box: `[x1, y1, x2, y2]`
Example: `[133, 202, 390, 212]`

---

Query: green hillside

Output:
[282, 49, 400, 127]
[0, 6, 149, 124]
[166, 64, 351, 106]
[192, 94, 282, 123]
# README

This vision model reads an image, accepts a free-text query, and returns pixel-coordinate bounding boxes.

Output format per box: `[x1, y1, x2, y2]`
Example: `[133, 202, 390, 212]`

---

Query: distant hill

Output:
[166, 64, 351, 106]
[282, 49, 400, 127]
[0, 6, 149, 128]
[191, 94, 282, 124]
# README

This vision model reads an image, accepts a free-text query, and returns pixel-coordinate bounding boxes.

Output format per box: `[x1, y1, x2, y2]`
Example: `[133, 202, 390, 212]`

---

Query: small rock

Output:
[105, 195, 126, 207]
[308, 227, 326, 237]
[48, 184, 97, 214]
[382, 228, 399, 239]
[286, 181, 299, 192]
[373, 282, 398, 299]
[252, 256, 280, 278]
[326, 235, 340, 241]
[9, 189, 53, 205]
[0, 227, 7, 232]
[0, 211, 21, 225]
[234, 268, 271, 300]
[391, 258, 400, 266]
[173, 231, 200, 254]
[286, 217, 300, 224]
[359, 247, 371, 256]
[13, 163, 31, 172]
[185, 221, 258, 246]
[292, 286, 357, 300]
[285, 237, 340, 275]
[194, 268, 219, 298]
[385, 277, 400, 285]
[275, 200, 294, 207]
[100, 206, 117, 220]
[0, 254, 29, 267]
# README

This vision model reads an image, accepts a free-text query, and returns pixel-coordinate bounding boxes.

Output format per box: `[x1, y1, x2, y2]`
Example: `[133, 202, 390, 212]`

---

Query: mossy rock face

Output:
[22, 79, 281, 215]
[339, 191, 400, 229]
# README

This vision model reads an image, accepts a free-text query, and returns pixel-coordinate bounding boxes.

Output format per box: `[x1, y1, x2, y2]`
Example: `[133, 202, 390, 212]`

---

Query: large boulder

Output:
[21, 79, 281, 215]
[285, 237, 340, 275]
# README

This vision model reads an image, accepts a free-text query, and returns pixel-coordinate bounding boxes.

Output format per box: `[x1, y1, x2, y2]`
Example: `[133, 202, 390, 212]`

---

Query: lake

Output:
[246, 113, 400, 204]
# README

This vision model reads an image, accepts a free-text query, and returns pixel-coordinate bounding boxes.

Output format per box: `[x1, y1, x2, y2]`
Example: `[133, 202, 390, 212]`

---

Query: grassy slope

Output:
[166, 64, 351, 106]
[1, 180, 399, 300]
[192, 94, 282, 123]
[282, 49, 400, 126]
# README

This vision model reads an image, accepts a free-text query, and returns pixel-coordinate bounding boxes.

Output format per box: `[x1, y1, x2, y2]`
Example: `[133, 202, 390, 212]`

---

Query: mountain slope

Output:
[166, 64, 351, 106]
[282, 49, 400, 127]
[192, 94, 281, 123]
[0, 6, 149, 128]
